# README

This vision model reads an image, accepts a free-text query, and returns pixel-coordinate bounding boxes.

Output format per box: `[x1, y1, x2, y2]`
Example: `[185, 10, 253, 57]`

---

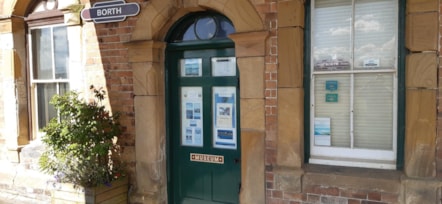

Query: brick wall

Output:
[82, 2, 141, 178]
[263, 0, 279, 203]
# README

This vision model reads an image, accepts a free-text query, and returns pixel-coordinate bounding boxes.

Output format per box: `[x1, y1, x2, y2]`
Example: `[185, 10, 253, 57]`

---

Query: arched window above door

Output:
[167, 12, 235, 43]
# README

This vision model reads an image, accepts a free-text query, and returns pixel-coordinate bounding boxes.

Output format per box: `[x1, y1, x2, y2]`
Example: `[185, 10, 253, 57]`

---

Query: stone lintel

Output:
[278, 0, 305, 28]
[237, 57, 264, 99]
[229, 31, 269, 58]
[405, 89, 436, 178]
[406, 12, 438, 52]
[406, 52, 437, 89]
[127, 40, 166, 63]
[240, 130, 265, 204]
[133, 62, 164, 96]
[278, 27, 304, 88]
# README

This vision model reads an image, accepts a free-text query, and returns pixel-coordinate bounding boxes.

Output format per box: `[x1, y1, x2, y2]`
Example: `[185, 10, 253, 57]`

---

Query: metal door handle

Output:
[234, 158, 240, 164]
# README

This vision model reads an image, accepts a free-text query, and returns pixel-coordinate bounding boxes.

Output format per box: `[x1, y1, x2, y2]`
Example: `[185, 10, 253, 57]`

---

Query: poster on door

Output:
[181, 87, 203, 147]
[211, 57, 236, 76]
[180, 58, 202, 77]
[213, 87, 237, 149]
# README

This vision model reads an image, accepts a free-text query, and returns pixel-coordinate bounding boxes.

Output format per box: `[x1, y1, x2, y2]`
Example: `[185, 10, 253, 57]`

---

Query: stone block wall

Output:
[266, 0, 442, 204]
[1, 0, 442, 203]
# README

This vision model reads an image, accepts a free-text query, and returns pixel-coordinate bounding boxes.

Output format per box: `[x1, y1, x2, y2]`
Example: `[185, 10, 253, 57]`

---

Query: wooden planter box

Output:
[51, 177, 128, 204]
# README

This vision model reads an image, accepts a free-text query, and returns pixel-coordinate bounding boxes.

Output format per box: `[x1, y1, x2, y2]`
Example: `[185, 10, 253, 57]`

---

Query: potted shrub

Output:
[39, 86, 127, 203]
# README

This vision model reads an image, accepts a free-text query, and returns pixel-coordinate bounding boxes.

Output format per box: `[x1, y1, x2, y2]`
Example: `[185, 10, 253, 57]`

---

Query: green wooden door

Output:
[167, 44, 240, 204]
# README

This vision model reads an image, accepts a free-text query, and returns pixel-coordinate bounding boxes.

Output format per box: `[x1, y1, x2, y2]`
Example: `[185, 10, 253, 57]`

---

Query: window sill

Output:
[303, 164, 403, 194]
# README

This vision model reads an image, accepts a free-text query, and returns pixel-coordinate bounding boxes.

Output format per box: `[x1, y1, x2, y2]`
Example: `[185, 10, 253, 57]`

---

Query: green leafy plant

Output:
[39, 86, 124, 187]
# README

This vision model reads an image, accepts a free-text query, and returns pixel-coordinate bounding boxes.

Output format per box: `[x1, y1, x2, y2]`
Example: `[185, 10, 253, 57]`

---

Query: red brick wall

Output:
[263, 0, 279, 202]
[83, 2, 140, 175]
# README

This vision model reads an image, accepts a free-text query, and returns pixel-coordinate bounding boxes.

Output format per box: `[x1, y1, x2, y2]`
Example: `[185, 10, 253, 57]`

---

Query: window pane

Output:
[314, 74, 351, 147]
[354, 73, 393, 150]
[182, 23, 197, 41]
[53, 26, 69, 79]
[32, 28, 53, 79]
[313, 0, 352, 71]
[354, 0, 397, 70]
[216, 19, 235, 39]
[36, 83, 57, 130]
[195, 17, 217, 40]
[36, 83, 70, 130]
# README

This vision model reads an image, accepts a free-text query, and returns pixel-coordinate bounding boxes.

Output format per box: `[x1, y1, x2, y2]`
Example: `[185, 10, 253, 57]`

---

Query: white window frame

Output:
[28, 24, 70, 138]
[309, 0, 398, 169]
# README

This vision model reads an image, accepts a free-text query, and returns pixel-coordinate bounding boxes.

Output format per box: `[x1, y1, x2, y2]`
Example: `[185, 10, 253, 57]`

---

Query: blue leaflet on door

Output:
[213, 87, 237, 149]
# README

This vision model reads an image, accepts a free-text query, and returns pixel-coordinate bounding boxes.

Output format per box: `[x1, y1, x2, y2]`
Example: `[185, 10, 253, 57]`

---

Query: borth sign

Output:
[81, 0, 140, 24]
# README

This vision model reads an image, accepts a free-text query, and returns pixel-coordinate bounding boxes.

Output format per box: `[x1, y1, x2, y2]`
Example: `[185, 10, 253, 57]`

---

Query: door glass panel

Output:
[181, 87, 203, 147]
[213, 86, 237, 149]
[212, 57, 236, 77]
[180, 58, 202, 77]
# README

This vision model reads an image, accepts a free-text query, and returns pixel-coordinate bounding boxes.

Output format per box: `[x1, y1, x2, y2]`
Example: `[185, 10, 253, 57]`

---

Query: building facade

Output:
[0, 0, 440, 203]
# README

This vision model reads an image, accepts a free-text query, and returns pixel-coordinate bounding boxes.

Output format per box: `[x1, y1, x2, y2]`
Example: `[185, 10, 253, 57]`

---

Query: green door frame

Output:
[166, 40, 241, 204]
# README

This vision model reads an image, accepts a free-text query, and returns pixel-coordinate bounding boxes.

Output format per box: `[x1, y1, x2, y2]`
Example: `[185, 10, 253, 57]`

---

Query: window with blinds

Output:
[309, 0, 398, 169]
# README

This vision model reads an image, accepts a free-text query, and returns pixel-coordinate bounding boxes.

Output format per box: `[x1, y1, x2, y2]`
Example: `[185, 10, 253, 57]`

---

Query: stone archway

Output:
[127, 0, 268, 203]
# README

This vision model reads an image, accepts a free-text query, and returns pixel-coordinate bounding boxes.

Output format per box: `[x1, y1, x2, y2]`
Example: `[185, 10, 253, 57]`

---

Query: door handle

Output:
[234, 158, 241, 164]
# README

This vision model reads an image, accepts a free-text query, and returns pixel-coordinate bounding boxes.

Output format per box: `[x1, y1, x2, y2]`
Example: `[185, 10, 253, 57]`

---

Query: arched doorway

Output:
[166, 12, 241, 204]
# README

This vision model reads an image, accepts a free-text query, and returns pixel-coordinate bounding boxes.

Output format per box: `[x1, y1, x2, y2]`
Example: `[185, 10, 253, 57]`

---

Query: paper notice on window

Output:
[314, 117, 331, 146]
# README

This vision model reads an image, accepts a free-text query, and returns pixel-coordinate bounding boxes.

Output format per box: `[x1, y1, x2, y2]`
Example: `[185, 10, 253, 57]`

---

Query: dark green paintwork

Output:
[167, 46, 240, 204]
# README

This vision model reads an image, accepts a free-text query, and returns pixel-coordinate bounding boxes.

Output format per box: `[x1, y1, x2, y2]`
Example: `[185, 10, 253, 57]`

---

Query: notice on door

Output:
[190, 153, 224, 164]
[181, 87, 203, 147]
[213, 87, 237, 149]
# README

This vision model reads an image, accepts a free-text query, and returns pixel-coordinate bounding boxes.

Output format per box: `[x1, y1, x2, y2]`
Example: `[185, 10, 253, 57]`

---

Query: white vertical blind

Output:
[353, 73, 394, 150]
[354, 0, 397, 69]
[314, 74, 351, 147]
[313, 0, 351, 71]
[311, 0, 397, 154]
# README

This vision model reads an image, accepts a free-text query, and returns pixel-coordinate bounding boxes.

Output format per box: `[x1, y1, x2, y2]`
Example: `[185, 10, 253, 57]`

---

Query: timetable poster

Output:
[181, 87, 203, 147]
[213, 87, 237, 149]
